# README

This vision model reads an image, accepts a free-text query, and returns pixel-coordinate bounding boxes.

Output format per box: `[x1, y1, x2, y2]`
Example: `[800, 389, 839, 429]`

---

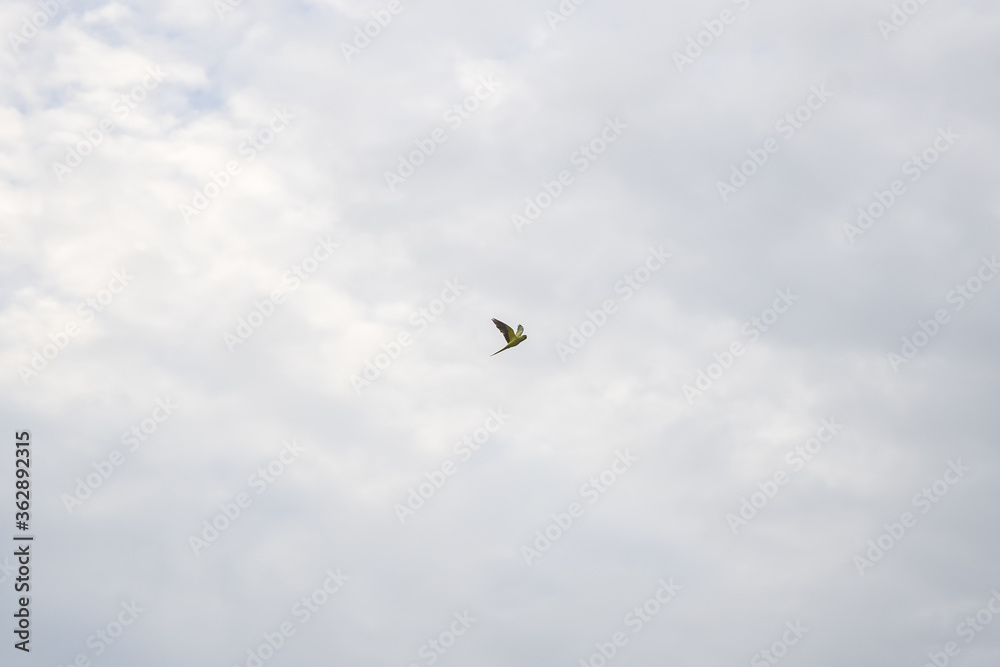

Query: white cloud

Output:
[3, 0, 1000, 665]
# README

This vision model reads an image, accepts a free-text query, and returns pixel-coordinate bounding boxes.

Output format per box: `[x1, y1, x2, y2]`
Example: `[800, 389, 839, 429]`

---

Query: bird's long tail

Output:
[490, 346, 507, 356]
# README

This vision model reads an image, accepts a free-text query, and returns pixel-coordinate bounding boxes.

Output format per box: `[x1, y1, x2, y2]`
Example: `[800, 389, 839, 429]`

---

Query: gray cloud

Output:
[2, 0, 999, 665]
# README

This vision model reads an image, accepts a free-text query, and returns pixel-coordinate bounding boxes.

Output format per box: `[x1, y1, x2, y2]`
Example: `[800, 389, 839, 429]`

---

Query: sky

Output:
[1, 0, 999, 665]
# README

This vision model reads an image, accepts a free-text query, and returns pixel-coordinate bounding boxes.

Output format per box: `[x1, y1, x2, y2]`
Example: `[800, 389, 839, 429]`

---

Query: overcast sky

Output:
[2, 0, 999, 665]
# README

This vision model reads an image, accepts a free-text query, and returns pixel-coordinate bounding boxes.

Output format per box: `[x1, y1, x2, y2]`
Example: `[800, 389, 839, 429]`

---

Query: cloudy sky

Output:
[2, 0, 999, 665]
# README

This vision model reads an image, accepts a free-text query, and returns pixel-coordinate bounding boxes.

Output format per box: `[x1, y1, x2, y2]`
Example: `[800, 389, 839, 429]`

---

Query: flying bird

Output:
[490, 318, 527, 356]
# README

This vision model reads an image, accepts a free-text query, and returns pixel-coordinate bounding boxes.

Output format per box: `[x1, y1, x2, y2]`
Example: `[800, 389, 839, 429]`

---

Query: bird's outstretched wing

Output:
[492, 318, 515, 343]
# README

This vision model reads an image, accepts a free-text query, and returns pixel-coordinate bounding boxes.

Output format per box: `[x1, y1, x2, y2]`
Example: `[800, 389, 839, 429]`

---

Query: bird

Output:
[490, 318, 527, 356]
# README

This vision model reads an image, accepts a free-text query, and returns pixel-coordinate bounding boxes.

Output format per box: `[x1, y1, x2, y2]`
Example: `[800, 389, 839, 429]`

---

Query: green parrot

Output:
[490, 318, 527, 356]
